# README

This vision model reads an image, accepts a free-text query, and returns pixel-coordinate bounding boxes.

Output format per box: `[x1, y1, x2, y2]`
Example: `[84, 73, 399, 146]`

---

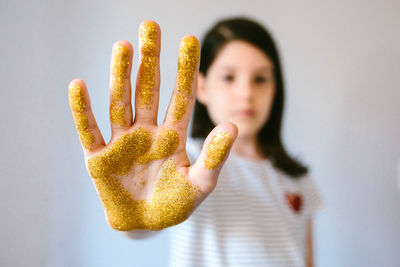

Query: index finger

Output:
[163, 35, 200, 132]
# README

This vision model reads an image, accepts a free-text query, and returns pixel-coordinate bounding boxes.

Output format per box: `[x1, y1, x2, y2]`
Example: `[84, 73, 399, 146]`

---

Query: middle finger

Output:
[134, 20, 161, 125]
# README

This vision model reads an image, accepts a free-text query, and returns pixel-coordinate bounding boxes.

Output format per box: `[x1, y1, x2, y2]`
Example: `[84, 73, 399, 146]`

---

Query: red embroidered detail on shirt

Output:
[285, 192, 302, 213]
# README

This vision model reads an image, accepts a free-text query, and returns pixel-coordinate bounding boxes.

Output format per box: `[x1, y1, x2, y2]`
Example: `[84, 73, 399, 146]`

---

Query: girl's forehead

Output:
[211, 41, 274, 71]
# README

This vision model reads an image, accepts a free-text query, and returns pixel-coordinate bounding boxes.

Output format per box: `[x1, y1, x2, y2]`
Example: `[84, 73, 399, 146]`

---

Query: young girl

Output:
[169, 18, 323, 267]
[68, 17, 322, 267]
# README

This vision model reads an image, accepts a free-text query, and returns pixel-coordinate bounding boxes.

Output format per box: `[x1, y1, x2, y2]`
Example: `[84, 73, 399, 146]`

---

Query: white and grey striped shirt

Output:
[168, 138, 323, 267]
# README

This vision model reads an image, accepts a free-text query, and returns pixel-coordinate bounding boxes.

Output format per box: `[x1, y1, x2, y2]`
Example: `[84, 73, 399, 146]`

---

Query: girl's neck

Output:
[231, 135, 266, 160]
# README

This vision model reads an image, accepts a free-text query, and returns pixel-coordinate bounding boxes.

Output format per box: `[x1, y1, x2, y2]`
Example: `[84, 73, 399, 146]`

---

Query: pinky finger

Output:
[68, 79, 105, 153]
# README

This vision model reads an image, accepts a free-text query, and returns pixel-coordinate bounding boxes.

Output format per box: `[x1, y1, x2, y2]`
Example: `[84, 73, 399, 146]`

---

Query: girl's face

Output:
[198, 40, 276, 139]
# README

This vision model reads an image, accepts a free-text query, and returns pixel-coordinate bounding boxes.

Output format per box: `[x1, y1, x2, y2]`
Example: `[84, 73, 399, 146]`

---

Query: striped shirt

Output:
[168, 138, 323, 267]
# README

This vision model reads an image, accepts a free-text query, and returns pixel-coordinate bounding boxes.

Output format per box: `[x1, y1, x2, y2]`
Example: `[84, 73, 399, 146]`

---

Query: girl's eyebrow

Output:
[256, 66, 273, 72]
[218, 65, 273, 73]
[219, 66, 235, 71]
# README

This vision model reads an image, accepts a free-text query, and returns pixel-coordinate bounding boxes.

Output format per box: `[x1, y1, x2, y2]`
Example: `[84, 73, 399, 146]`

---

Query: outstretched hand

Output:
[68, 21, 237, 231]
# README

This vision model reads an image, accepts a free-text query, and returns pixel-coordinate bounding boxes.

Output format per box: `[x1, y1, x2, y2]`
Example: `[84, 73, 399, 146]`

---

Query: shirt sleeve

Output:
[302, 175, 324, 216]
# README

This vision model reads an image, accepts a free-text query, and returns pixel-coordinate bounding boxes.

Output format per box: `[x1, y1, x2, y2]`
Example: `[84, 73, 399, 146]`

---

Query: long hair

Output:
[191, 17, 308, 178]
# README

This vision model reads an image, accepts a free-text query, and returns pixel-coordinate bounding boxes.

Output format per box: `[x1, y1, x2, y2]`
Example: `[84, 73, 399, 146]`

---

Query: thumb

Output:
[189, 122, 238, 194]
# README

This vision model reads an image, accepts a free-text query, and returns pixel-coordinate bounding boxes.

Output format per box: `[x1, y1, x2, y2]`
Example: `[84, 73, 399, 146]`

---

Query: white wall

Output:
[1, 0, 399, 266]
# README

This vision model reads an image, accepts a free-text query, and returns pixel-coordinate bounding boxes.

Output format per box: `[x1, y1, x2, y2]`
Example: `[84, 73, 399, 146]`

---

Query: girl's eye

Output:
[223, 75, 234, 82]
[255, 76, 268, 84]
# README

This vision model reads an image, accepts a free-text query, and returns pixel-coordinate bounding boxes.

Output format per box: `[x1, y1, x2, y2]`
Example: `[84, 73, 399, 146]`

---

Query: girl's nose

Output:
[236, 79, 254, 100]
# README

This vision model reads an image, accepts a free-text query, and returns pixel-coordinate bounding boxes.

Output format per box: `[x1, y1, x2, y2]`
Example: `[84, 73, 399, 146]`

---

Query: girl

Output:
[68, 17, 322, 267]
[169, 17, 323, 267]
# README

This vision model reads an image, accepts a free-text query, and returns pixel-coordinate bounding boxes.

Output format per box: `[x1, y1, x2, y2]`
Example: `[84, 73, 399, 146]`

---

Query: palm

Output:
[68, 20, 237, 231]
[87, 124, 196, 231]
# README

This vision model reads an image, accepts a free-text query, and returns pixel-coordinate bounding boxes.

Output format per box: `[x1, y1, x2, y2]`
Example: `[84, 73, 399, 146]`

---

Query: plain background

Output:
[1, 0, 399, 266]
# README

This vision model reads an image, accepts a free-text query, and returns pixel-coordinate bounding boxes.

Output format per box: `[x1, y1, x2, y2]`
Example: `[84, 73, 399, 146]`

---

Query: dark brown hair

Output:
[191, 17, 308, 178]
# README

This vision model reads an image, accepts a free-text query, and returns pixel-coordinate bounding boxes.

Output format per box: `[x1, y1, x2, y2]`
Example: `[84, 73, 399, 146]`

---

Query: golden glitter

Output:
[111, 44, 130, 101]
[171, 92, 189, 124]
[140, 159, 200, 230]
[204, 131, 232, 169]
[177, 36, 200, 96]
[92, 174, 143, 230]
[77, 30, 202, 231]
[87, 127, 151, 230]
[85, 126, 196, 230]
[68, 83, 95, 150]
[138, 21, 158, 107]
[110, 44, 130, 126]
[169, 36, 199, 123]
[110, 102, 127, 126]
[87, 128, 198, 230]
[136, 128, 179, 164]
[88, 128, 152, 178]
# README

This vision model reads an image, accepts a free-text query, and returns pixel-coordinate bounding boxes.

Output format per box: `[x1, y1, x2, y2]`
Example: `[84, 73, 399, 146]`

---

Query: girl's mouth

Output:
[236, 109, 255, 117]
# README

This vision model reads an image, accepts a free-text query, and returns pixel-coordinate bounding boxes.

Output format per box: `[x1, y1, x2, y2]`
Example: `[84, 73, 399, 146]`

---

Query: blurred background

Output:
[1, 0, 399, 266]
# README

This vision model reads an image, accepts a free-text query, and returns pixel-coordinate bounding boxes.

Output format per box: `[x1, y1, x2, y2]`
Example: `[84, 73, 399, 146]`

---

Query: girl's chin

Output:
[236, 128, 259, 139]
